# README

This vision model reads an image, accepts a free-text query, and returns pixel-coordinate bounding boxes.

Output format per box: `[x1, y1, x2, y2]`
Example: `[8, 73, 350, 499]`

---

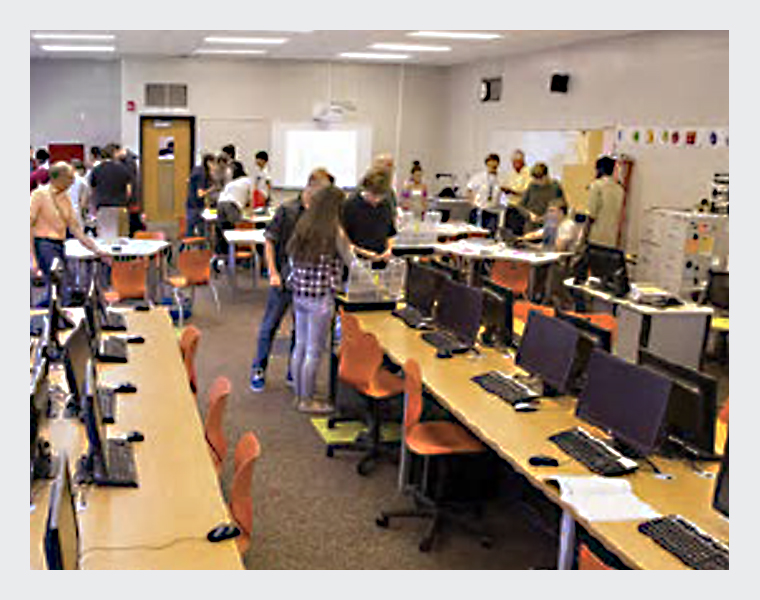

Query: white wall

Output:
[30, 58, 121, 150]
[443, 30, 729, 253]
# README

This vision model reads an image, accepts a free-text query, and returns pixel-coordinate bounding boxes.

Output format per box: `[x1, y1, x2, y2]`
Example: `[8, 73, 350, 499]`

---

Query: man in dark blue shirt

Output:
[185, 154, 216, 237]
[249, 168, 334, 393]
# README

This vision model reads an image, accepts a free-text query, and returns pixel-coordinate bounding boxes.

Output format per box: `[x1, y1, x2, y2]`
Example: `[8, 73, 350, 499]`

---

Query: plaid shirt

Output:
[287, 254, 345, 298]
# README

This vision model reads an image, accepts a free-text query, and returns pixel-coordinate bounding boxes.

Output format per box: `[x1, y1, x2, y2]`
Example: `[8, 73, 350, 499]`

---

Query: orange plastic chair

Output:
[490, 261, 531, 299]
[339, 308, 362, 348]
[376, 359, 491, 552]
[326, 330, 405, 476]
[578, 543, 616, 570]
[167, 238, 221, 328]
[133, 230, 166, 241]
[234, 221, 256, 261]
[719, 398, 729, 424]
[103, 256, 150, 305]
[229, 431, 261, 555]
[513, 301, 555, 326]
[564, 310, 618, 345]
[204, 376, 231, 477]
[179, 325, 201, 395]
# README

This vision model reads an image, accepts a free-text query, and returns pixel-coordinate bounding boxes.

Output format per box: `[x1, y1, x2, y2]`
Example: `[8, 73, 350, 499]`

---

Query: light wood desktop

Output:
[30, 308, 243, 570]
[354, 311, 728, 570]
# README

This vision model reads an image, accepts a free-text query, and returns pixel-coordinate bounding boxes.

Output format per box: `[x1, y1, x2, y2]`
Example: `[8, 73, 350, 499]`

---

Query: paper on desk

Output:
[546, 475, 661, 522]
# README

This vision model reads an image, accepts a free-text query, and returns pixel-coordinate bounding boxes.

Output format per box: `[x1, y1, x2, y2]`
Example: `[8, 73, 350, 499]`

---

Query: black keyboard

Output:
[97, 387, 116, 424]
[101, 311, 128, 332]
[98, 337, 128, 364]
[638, 515, 728, 570]
[549, 428, 639, 476]
[472, 371, 541, 405]
[392, 306, 433, 330]
[96, 439, 138, 488]
[421, 330, 470, 353]
[30, 313, 75, 337]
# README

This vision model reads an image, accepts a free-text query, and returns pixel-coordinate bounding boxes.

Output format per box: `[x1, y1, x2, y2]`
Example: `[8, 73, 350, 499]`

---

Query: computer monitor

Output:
[585, 243, 630, 297]
[62, 322, 92, 416]
[44, 454, 80, 569]
[434, 278, 483, 347]
[81, 357, 107, 478]
[502, 206, 527, 237]
[83, 275, 102, 353]
[555, 308, 613, 353]
[577, 349, 673, 458]
[405, 260, 448, 318]
[515, 311, 594, 395]
[480, 281, 514, 348]
[637, 348, 719, 460]
[713, 438, 728, 518]
[30, 352, 50, 480]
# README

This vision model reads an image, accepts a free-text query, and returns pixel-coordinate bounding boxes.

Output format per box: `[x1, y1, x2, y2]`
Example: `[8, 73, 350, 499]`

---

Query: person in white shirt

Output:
[68, 159, 90, 231]
[466, 153, 507, 234]
[252, 150, 272, 209]
[215, 161, 252, 258]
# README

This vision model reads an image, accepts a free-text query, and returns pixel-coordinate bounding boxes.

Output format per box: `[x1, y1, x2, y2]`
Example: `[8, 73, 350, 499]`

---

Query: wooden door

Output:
[141, 118, 193, 225]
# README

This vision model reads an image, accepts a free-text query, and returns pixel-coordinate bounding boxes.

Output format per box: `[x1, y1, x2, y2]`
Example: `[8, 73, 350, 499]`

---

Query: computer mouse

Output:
[207, 523, 241, 543]
[436, 349, 453, 359]
[529, 455, 559, 467]
[514, 402, 539, 413]
[114, 382, 137, 394]
[127, 335, 145, 344]
[125, 431, 145, 443]
[135, 304, 151, 312]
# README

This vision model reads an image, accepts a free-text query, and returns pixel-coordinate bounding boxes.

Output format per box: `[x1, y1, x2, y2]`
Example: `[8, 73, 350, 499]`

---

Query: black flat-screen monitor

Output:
[577, 349, 673, 457]
[81, 357, 107, 478]
[435, 278, 483, 346]
[480, 281, 514, 348]
[44, 453, 79, 569]
[585, 243, 630, 297]
[503, 206, 527, 237]
[713, 438, 728, 518]
[555, 308, 613, 353]
[405, 261, 448, 318]
[638, 349, 719, 460]
[83, 275, 102, 353]
[63, 322, 92, 410]
[516, 311, 592, 395]
[30, 352, 50, 475]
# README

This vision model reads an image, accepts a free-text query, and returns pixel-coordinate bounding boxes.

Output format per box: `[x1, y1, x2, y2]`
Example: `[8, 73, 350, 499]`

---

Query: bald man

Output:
[30, 162, 108, 302]
[502, 150, 531, 199]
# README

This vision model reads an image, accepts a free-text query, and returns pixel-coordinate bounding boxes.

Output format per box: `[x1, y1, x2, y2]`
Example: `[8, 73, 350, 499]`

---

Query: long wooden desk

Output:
[355, 310, 729, 570]
[30, 308, 243, 570]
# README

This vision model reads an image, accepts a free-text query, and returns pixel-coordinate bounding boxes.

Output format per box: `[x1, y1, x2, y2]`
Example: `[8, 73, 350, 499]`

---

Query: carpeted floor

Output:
[184, 268, 729, 570]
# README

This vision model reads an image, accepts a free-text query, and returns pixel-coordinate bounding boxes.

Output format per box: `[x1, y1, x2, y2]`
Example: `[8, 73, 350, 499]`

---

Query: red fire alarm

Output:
[126, 100, 136, 112]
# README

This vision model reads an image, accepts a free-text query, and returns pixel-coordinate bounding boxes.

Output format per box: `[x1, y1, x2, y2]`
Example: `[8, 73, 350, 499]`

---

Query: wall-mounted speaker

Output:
[480, 77, 503, 102]
[550, 73, 570, 94]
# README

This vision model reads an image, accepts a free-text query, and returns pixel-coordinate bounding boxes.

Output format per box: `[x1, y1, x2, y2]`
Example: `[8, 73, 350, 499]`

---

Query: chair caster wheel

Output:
[419, 538, 433, 553]
[326, 447, 334, 458]
[357, 459, 374, 476]
[376, 515, 389, 528]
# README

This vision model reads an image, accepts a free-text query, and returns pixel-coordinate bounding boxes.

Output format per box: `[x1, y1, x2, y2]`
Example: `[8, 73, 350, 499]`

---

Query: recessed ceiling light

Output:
[408, 31, 503, 41]
[203, 36, 288, 45]
[339, 52, 410, 61]
[370, 43, 451, 52]
[32, 33, 115, 41]
[194, 48, 268, 55]
[40, 45, 115, 52]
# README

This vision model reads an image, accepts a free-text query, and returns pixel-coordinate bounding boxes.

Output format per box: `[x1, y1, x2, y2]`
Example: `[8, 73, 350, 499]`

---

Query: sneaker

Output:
[285, 370, 294, 389]
[250, 369, 266, 393]
[297, 398, 335, 415]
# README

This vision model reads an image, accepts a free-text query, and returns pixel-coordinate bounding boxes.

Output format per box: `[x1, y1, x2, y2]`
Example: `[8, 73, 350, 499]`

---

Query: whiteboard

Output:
[271, 122, 372, 188]
[488, 129, 586, 182]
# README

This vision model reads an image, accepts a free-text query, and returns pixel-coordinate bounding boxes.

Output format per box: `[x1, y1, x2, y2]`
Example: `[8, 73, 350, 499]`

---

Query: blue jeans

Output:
[251, 285, 294, 373]
[291, 294, 334, 399]
[186, 207, 205, 238]
[33, 238, 67, 306]
[469, 208, 500, 235]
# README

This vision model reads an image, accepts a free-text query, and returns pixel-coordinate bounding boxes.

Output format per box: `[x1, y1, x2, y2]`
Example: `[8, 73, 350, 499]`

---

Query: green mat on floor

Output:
[310, 417, 401, 444]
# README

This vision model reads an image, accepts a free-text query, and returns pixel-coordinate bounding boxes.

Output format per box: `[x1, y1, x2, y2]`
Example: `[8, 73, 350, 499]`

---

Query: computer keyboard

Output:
[98, 337, 128, 364]
[392, 306, 432, 330]
[548, 428, 639, 476]
[30, 313, 75, 337]
[99, 439, 138, 488]
[101, 310, 128, 332]
[472, 371, 541, 405]
[97, 387, 116, 424]
[421, 330, 470, 353]
[638, 515, 728, 570]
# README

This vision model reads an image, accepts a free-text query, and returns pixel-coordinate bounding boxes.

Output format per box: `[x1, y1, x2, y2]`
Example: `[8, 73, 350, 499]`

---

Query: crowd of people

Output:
[30, 138, 625, 416]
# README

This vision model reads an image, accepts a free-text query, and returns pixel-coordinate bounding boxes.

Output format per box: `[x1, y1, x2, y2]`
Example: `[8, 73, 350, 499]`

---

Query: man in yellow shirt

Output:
[586, 156, 625, 248]
[502, 149, 531, 200]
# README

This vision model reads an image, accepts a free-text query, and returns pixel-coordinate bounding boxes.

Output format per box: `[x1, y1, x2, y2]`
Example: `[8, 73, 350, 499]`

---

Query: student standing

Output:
[586, 156, 625, 248]
[399, 160, 429, 217]
[214, 160, 252, 258]
[89, 145, 134, 240]
[518, 162, 565, 229]
[30, 148, 51, 192]
[185, 154, 216, 237]
[287, 185, 355, 415]
[341, 169, 397, 263]
[502, 150, 531, 200]
[466, 153, 507, 234]
[250, 168, 333, 393]
[252, 151, 272, 208]
[68, 160, 90, 231]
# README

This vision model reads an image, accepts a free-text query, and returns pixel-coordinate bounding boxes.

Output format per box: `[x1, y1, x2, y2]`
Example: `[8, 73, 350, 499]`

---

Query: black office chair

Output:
[701, 269, 729, 364]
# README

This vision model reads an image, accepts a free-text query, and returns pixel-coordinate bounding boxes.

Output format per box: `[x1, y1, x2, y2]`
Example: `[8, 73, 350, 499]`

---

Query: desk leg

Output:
[557, 509, 577, 570]
[228, 241, 236, 298]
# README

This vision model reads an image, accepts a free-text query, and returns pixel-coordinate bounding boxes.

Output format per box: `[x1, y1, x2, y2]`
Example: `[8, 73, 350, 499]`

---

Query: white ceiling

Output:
[29, 30, 644, 65]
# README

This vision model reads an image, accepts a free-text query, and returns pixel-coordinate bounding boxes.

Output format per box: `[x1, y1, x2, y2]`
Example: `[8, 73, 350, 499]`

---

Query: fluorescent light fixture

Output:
[408, 31, 503, 41]
[40, 45, 115, 52]
[194, 48, 268, 55]
[370, 43, 451, 52]
[339, 52, 410, 60]
[203, 36, 288, 45]
[32, 32, 115, 41]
